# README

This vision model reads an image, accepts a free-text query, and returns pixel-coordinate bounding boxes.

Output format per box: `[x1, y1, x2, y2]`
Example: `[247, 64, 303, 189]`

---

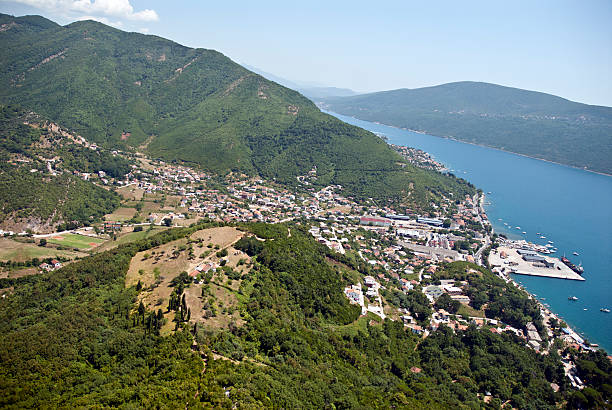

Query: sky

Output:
[1, 0, 611, 106]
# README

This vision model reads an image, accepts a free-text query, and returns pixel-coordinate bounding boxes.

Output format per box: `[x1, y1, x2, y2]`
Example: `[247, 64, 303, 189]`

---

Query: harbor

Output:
[489, 247, 585, 281]
[329, 110, 612, 353]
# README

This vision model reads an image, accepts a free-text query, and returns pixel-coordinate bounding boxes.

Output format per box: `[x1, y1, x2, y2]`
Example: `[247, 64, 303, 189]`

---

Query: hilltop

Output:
[321, 82, 612, 174]
[0, 13, 469, 204]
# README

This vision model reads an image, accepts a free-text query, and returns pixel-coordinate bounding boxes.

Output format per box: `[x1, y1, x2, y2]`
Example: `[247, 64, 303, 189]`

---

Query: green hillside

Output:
[3, 222, 607, 407]
[322, 82, 612, 174]
[0, 14, 474, 205]
[0, 105, 121, 231]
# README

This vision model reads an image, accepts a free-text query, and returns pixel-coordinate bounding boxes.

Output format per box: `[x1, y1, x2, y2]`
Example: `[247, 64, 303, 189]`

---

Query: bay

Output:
[326, 110, 612, 353]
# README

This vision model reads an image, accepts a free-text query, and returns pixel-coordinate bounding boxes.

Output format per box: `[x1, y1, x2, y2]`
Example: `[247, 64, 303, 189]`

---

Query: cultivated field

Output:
[94, 226, 168, 253]
[116, 185, 144, 201]
[105, 207, 137, 222]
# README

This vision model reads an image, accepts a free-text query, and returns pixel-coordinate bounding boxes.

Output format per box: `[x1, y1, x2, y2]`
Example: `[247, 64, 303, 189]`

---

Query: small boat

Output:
[583, 308, 588, 311]
[601, 308, 610, 313]
[568, 296, 578, 301]
[522, 231, 526, 234]
[516, 226, 521, 229]
[487, 191, 492, 194]
[540, 236, 546, 239]
[548, 240, 554, 244]
[573, 252, 579, 256]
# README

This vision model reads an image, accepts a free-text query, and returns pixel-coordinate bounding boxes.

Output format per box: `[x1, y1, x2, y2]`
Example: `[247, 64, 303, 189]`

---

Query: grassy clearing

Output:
[0, 238, 85, 262]
[457, 303, 485, 318]
[47, 233, 106, 250]
[105, 207, 137, 222]
[125, 226, 248, 335]
[329, 313, 383, 338]
[0, 267, 39, 279]
[116, 186, 144, 201]
[94, 226, 168, 253]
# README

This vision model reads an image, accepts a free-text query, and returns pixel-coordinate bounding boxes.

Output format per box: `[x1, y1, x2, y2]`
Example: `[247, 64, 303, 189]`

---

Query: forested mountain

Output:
[2, 222, 608, 408]
[0, 13, 469, 204]
[321, 82, 612, 174]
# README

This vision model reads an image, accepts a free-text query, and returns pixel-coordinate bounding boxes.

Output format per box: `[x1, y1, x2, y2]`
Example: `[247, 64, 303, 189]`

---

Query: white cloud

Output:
[12, 0, 159, 22]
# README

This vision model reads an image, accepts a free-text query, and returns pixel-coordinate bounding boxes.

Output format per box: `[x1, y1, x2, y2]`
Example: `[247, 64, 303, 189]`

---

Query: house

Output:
[359, 216, 392, 227]
[423, 285, 443, 301]
[405, 323, 424, 335]
[450, 295, 471, 304]
[50, 259, 62, 269]
[104, 221, 122, 232]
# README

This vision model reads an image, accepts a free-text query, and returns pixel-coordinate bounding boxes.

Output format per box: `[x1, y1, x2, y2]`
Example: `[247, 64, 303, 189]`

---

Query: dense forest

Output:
[0, 13, 475, 205]
[322, 81, 612, 174]
[1, 222, 609, 408]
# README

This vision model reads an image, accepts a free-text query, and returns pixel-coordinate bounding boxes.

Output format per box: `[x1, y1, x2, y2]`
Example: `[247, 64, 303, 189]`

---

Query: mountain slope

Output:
[0, 222, 581, 408]
[321, 82, 612, 174]
[0, 14, 474, 206]
[0, 105, 122, 232]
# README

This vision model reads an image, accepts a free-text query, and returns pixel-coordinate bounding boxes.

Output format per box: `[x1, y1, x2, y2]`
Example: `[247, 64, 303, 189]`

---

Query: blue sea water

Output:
[326, 110, 612, 353]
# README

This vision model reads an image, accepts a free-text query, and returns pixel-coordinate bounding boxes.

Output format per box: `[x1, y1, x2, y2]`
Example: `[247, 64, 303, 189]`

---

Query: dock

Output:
[489, 247, 585, 281]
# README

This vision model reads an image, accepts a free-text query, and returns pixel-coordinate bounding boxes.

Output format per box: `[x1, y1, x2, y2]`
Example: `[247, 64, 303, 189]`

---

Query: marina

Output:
[489, 247, 585, 281]
[329, 110, 612, 353]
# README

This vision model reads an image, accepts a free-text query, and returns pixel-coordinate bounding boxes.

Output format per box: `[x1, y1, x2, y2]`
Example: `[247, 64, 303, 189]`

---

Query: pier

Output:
[489, 247, 585, 281]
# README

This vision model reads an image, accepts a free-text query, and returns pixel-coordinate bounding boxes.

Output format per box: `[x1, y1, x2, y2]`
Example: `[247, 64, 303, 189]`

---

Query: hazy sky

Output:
[2, 0, 611, 106]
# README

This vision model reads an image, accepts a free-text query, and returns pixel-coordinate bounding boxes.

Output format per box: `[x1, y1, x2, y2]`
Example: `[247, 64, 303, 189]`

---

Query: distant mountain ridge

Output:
[321, 81, 612, 174]
[242, 63, 357, 99]
[0, 13, 473, 208]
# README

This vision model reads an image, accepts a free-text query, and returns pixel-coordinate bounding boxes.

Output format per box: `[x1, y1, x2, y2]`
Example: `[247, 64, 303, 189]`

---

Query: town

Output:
[0, 131, 595, 391]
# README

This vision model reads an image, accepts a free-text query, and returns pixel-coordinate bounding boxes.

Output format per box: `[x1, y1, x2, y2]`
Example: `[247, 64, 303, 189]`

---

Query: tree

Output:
[435, 293, 460, 314]
[163, 218, 172, 227]
[38, 238, 47, 247]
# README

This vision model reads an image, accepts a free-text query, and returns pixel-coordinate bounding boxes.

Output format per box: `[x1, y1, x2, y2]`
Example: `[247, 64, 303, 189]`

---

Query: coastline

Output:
[326, 107, 611, 354]
[322, 109, 612, 178]
[481, 192, 604, 353]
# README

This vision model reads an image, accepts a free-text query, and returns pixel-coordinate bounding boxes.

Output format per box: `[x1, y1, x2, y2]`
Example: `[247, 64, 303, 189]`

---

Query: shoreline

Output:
[482, 192, 605, 353]
[325, 107, 609, 353]
[323, 109, 612, 178]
